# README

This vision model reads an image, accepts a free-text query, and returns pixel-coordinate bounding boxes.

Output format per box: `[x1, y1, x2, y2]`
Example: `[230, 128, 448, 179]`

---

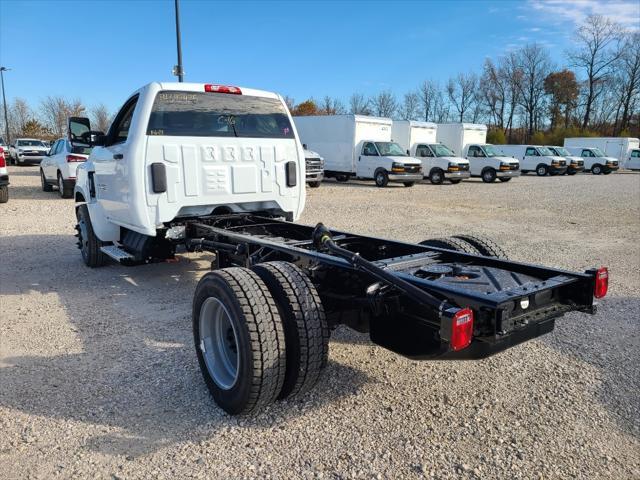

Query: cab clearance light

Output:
[451, 308, 474, 351]
[594, 267, 609, 299]
[204, 84, 242, 95]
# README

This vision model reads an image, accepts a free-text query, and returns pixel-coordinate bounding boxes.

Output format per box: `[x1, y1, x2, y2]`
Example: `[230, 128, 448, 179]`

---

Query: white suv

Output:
[40, 138, 90, 198]
[10, 138, 50, 165]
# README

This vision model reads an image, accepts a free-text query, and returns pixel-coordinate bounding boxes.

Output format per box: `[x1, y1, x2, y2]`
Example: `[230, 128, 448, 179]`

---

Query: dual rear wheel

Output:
[193, 262, 329, 415]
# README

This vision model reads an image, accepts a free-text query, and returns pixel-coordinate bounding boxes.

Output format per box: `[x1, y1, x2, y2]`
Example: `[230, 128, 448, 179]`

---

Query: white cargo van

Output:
[499, 145, 568, 176]
[564, 137, 639, 169]
[391, 120, 470, 184]
[564, 145, 619, 175]
[436, 123, 520, 183]
[294, 115, 423, 187]
[545, 146, 585, 175]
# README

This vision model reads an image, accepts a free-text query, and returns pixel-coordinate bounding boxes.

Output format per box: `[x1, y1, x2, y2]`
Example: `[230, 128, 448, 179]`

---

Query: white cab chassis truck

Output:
[391, 120, 470, 185]
[70, 82, 608, 416]
[627, 148, 640, 171]
[499, 145, 568, 176]
[564, 144, 620, 175]
[564, 137, 639, 169]
[294, 115, 422, 187]
[436, 123, 520, 183]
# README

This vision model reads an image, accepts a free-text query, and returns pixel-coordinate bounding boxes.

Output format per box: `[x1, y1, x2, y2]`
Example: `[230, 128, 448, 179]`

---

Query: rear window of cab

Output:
[147, 91, 294, 139]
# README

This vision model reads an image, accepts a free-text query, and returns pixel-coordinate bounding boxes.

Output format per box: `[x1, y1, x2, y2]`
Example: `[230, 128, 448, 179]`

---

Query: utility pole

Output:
[173, 0, 184, 82]
[0, 67, 10, 144]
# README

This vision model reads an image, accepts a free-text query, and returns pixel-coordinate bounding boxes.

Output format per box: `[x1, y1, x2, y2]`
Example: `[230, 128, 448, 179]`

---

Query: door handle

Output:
[113, 153, 123, 160]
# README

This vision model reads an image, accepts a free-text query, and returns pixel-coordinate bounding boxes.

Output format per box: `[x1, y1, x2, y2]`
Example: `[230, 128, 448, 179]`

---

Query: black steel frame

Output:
[182, 213, 598, 360]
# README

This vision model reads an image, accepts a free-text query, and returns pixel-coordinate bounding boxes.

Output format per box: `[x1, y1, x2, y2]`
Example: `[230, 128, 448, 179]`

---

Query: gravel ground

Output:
[1, 166, 639, 479]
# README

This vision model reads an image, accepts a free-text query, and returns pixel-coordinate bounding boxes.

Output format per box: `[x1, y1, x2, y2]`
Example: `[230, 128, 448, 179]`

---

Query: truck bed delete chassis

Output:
[182, 214, 598, 360]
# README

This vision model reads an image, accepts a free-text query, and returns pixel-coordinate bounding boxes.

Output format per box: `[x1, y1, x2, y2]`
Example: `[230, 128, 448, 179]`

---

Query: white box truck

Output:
[563, 141, 620, 175]
[294, 115, 423, 187]
[564, 137, 639, 169]
[499, 145, 568, 176]
[436, 123, 520, 183]
[391, 120, 470, 185]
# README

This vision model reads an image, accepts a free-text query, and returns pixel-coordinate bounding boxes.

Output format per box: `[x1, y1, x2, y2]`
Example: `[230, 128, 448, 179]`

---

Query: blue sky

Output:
[0, 0, 638, 112]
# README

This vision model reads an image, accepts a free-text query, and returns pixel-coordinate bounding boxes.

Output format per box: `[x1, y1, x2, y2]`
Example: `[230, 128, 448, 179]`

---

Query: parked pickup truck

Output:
[392, 120, 470, 185]
[70, 82, 608, 415]
[303, 145, 324, 188]
[436, 123, 520, 183]
[500, 145, 568, 176]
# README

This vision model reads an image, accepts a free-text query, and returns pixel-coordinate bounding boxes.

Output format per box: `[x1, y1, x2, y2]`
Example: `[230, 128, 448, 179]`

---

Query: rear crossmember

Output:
[179, 213, 599, 360]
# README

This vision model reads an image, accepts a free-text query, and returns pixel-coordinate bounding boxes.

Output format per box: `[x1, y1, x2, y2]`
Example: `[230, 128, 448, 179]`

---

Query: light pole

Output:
[0, 67, 10, 144]
[173, 0, 184, 82]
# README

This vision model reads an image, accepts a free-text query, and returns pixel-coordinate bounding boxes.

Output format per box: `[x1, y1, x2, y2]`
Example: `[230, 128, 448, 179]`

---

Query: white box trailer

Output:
[436, 123, 520, 183]
[564, 137, 639, 169]
[294, 115, 422, 187]
[392, 120, 470, 184]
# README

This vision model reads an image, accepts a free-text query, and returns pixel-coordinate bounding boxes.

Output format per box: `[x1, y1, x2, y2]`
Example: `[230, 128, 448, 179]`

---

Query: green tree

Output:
[544, 70, 579, 129]
[487, 128, 506, 144]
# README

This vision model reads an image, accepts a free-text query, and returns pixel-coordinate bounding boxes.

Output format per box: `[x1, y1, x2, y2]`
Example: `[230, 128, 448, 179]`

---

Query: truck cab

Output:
[500, 145, 567, 176]
[72, 82, 306, 265]
[358, 140, 423, 187]
[464, 144, 520, 183]
[565, 147, 619, 175]
[413, 143, 470, 184]
[626, 149, 640, 171]
[545, 146, 584, 175]
[302, 145, 324, 188]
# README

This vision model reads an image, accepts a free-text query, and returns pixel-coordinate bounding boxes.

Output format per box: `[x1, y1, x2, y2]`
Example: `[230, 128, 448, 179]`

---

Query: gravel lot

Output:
[1, 166, 639, 479]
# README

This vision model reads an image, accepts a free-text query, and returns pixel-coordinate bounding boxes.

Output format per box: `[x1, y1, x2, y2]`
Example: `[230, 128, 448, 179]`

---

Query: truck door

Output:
[415, 144, 434, 173]
[523, 147, 539, 170]
[466, 145, 485, 175]
[91, 95, 139, 227]
[357, 142, 379, 178]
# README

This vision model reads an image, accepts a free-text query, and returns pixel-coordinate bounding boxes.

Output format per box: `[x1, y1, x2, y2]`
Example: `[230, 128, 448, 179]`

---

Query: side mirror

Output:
[81, 131, 106, 147]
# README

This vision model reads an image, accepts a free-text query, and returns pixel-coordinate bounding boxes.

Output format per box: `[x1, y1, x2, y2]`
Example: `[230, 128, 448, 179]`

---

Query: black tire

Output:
[452, 234, 509, 259]
[75, 204, 107, 267]
[193, 268, 286, 415]
[602, 170, 612, 175]
[428, 168, 444, 185]
[335, 174, 349, 182]
[16, 156, 24, 166]
[374, 169, 389, 187]
[0, 185, 8, 204]
[536, 164, 548, 176]
[419, 236, 479, 254]
[307, 181, 321, 188]
[403, 182, 415, 187]
[481, 168, 497, 183]
[40, 169, 53, 192]
[58, 173, 73, 198]
[252, 262, 329, 399]
[450, 179, 462, 184]
[591, 164, 603, 175]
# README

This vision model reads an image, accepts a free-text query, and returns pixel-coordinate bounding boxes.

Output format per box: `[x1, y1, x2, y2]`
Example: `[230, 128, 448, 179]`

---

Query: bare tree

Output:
[398, 91, 420, 120]
[568, 15, 623, 129]
[517, 43, 553, 138]
[349, 93, 371, 115]
[283, 95, 296, 112]
[418, 80, 437, 121]
[480, 59, 508, 128]
[447, 73, 478, 122]
[41, 96, 86, 138]
[320, 96, 346, 115]
[91, 103, 111, 133]
[12, 99, 32, 135]
[370, 90, 397, 117]
[503, 52, 523, 141]
[615, 32, 640, 133]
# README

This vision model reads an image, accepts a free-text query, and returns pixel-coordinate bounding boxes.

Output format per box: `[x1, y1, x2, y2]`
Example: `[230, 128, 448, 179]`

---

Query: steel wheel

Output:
[199, 297, 240, 390]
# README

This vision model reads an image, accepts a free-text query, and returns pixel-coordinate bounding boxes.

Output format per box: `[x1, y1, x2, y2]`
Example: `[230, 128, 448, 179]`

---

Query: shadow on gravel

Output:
[6, 167, 41, 176]
[540, 297, 640, 439]
[0, 234, 369, 457]
[4, 185, 65, 201]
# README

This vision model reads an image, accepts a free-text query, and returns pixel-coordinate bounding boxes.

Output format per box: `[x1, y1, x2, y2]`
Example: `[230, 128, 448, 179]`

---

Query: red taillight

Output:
[594, 267, 608, 299]
[204, 84, 242, 95]
[66, 155, 86, 163]
[0, 148, 5, 168]
[451, 308, 474, 351]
